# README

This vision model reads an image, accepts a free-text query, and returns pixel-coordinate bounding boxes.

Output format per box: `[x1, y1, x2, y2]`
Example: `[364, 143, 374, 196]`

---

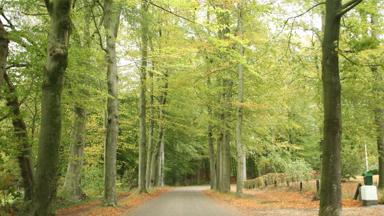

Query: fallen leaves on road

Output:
[57, 188, 169, 216]
[205, 187, 361, 210]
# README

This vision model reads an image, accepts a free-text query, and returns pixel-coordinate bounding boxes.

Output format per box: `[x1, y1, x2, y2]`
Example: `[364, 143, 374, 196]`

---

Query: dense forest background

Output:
[0, 0, 382, 215]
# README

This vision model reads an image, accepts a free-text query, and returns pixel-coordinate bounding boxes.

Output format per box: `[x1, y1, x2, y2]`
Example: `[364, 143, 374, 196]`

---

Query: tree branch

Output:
[148, 1, 196, 24]
[275, 2, 325, 38]
[90, 5, 106, 52]
[337, 0, 363, 17]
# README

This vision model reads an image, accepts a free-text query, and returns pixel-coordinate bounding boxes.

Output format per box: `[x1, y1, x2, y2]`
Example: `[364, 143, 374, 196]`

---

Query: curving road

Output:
[127, 186, 241, 216]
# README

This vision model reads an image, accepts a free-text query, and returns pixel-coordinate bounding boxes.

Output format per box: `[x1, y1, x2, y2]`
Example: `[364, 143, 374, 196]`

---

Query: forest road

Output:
[126, 186, 241, 216]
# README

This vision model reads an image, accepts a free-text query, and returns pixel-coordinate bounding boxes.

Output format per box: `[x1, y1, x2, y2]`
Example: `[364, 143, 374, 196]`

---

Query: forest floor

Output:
[56, 187, 169, 216]
[205, 180, 384, 216]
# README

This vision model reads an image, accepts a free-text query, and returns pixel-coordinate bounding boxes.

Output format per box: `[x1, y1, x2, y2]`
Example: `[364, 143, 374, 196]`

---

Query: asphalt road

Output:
[127, 186, 241, 216]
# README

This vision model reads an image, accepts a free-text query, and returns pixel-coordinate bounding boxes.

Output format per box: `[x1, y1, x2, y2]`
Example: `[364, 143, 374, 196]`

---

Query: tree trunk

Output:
[319, 1, 342, 215]
[155, 72, 168, 186]
[63, 4, 91, 200]
[220, 79, 232, 193]
[139, 0, 149, 193]
[319, 1, 362, 215]
[157, 128, 165, 186]
[207, 91, 216, 189]
[103, 0, 121, 206]
[3, 72, 34, 201]
[236, 2, 246, 196]
[146, 69, 155, 188]
[216, 4, 232, 193]
[32, 0, 72, 214]
[63, 106, 86, 200]
[0, 20, 8, 87]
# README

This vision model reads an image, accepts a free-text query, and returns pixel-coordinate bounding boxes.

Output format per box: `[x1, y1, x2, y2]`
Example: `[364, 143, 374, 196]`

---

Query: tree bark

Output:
[139, 0, 149, 193]
[4, 72, 34, 201]
[32, 0, 72, 214]
[319, 0, 362, 215]
[103, 0, 121, 206]
[63, 106, 86, 200]
[0, 20, 8, 87]
[215, 3, 232, 193]
[157, 128, 165, 186]
[207, 76, 216, 190]
[146, 68, 155, 188]
[319, 1, 342, 215]
[236, 2, 246, 196]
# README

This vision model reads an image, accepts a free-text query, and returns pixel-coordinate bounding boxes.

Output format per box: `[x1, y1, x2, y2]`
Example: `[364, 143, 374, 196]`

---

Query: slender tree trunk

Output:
[155, 72, 168, 186]
[139, 0, 149, 193]
[31, 0, 72, 214]
[319, 0, 362, 215]
[146, 69, 155, 188]
[103, 0, 121, 206]
[3, 72, 34, 201]
[220, 79, 232, 193]
[236, 2, 246, 196]
[63, 5, 91, 201]
[0, 20, 8, 87]
[216, 129, 222, 190]
[157, 128, 165, 186]
[207, 76, 216, 189]
[63, 106, 86, 200]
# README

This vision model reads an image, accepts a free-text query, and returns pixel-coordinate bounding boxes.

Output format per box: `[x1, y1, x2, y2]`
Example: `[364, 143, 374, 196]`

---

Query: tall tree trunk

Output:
[3, 72, 34, 201]
[155, 72, 168, 186]
[319, 0, 361, 215]
[32, 0, 72, 214]
[215, 3, 232, 193]
[204, 8, 217, 191]
[139, 0, 149, 193]
[0, 20, 8, 87]
[157, 128, 165, 186]
[219, 79, 232, 193]
[63, 106, 86, 200]
[236, 1, 246, 196]
[146, 69, 155, 188]
[63, 4, 91, 200]
[207, 76, 216, 190]
[103, 0, 121, 206]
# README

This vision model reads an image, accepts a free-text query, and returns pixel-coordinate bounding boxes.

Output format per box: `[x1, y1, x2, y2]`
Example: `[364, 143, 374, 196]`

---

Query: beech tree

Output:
[103, 0, 121, 206]
[31, 0, 72, 214]
[319, 0, 363, 215]
[138, 0, 149, 193]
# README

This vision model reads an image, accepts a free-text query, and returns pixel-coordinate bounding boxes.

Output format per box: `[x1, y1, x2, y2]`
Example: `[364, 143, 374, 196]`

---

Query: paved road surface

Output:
[127, 186, 241, 216]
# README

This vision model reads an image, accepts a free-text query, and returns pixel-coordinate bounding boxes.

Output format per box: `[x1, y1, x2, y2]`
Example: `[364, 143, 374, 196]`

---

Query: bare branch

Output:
[1, 12, 15, 29]
[90, 5, 107, 52]
[337, 0, 363, 17]
[275, 2, 325, 38]
[148, 1, 196, 24]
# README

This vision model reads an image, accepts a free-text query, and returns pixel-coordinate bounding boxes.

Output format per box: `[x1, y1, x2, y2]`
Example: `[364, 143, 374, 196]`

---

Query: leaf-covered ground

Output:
[205, 182, 384, 216]
[57, 188, 169, 216]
